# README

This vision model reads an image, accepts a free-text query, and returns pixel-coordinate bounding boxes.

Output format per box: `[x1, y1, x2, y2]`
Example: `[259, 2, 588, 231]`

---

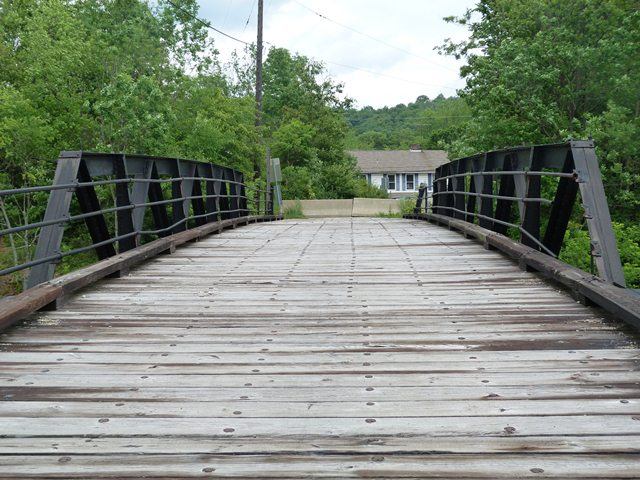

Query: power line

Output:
[220, 0, 233, 29]
[253, 44, 460, 93]
[161, 1, 463, 96]
[164, 0, 251, 46]
[325, 61, 458, 90]
[290, 0, 457, 73]
[243, 0, 257, 32]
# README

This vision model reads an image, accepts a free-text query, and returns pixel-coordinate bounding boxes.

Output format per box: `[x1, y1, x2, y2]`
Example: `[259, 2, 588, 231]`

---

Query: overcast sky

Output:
[197, 0, 476, 108]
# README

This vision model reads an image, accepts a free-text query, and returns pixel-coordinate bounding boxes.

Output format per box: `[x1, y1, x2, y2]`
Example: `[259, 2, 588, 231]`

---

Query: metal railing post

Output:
[115, 154, 136, 252]
[414, 184, 426, 214]
[26, 153, 83, 289]
[571, 140, 626, 287]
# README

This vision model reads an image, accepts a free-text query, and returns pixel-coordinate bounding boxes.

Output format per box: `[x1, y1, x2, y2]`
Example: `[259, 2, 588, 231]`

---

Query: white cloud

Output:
[198, 0, 475, 108]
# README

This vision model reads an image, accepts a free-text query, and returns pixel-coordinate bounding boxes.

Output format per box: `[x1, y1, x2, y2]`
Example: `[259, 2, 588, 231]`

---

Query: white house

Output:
[348, 147, 449, 199]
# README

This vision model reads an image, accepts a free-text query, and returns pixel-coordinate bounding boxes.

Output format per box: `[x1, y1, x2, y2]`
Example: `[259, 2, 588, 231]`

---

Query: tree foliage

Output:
[259, 48, 377, 199]
[437, 0, 640, 286]
[345, 95, 471, 152]
[0, 0, 380, 291]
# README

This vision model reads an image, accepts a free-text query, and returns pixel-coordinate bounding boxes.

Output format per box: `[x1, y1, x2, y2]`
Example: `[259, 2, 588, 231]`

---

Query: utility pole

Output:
[255, 0, 263, 130]
[255, 0, 268, 209]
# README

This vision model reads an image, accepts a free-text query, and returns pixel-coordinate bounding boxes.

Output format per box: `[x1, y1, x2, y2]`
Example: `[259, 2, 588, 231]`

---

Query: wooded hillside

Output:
[345, 95, 470, 150]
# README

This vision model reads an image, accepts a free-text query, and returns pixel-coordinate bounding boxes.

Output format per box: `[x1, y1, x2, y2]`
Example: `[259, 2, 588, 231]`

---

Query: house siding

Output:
[367, 172, 430, 195]
[350, 149, 448, 198]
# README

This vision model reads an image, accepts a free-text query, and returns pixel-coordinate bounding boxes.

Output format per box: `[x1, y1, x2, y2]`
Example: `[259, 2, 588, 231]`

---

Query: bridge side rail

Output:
[0, 151, 279, 292]
[408, 141, 640, 329]
[412, 140, 625, 287]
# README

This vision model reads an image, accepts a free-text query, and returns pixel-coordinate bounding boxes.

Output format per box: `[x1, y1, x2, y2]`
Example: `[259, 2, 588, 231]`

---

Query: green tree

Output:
[271, 120, 316, 167]
[280, 166, 314, 200]
[345, 95, 470, 150]
[584, 102, 640, 223]
[172, 77, 260, 174]
[259, 47, 377, 200]
[438, 0, 640, 284]
[92, 73, 174, 154]
[439, 0, 639, 151]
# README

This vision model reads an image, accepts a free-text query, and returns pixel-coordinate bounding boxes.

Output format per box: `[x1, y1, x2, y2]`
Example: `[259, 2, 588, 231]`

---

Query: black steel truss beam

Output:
[24, 151, 261, 288]
[416, 141, 625, 286]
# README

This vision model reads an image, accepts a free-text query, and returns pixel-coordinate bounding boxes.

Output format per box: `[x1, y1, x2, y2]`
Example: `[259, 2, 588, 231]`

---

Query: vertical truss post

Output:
[147, 162, 170, 237]
[27, 152, 83, 288]
[432, 167, 441, 215]
[521, 147, 542, 249]
[204, 164, 219, 223]
[493, 154, 515, 235]
[414, 185, 427, 214]
[218, 167, 231, 220]
[114, 155, 136, 253]
[130, 160, 153, 244]
[571, 140, 626, 286]
[227, 168, 240, 219]
[247, 183, 262, 215]
[444, 176, 454, 218]
[236, 171, 248, 216]
[453, 160, 466, 220]
[479, 153, 494, 230]
[268, 184, 275, 215]
[438, 163, 454, 218]
[177, 161, 196, 232]
[191, 164, 207, 227]
[465, 159, 478, 224]
[171, 159, 187, 234]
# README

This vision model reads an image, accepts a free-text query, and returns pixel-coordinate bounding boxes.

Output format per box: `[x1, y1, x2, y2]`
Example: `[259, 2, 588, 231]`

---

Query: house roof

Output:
[348, 149, 449, 174]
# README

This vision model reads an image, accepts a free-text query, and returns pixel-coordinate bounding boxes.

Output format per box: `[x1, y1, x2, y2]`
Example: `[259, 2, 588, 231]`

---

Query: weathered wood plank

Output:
[2, 371, 638, 388]
[2, 384, 637, 402]
[1, 359, 636, 375]
[1, 435, 639, 455]
[0, 399, 637, 418]
[0, 453, 639, 478]
[2, 415, 640, 436]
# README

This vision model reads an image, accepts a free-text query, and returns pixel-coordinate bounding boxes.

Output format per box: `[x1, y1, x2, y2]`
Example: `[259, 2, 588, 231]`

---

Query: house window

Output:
[387, 174, 396, 190]
[406, 174, 415, 190]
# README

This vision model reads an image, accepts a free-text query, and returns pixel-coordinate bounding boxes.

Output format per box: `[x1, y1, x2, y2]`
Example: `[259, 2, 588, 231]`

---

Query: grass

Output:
[398, 196, 418, 215]
[376, 197, 417, 218]
[283, 200, 306, 219]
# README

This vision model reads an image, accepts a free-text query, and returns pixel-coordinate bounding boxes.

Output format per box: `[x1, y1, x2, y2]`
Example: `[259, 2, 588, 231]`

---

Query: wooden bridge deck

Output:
[0, 218, 639, 478]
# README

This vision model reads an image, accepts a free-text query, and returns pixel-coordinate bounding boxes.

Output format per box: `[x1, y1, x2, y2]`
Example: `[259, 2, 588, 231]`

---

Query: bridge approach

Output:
[0, 217, 639, 478]
[1, 143, 640, 478]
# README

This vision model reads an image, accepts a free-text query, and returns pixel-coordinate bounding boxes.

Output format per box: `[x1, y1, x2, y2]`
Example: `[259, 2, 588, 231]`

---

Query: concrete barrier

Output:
[283, 198, 403, 217]
[283, 199, 353, 217]
[352, 198, 401, 217]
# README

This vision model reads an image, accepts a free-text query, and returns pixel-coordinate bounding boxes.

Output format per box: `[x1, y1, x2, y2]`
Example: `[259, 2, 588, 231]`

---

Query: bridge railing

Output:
[0, 151, 278, 290]
[412, 140, 625, 287]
